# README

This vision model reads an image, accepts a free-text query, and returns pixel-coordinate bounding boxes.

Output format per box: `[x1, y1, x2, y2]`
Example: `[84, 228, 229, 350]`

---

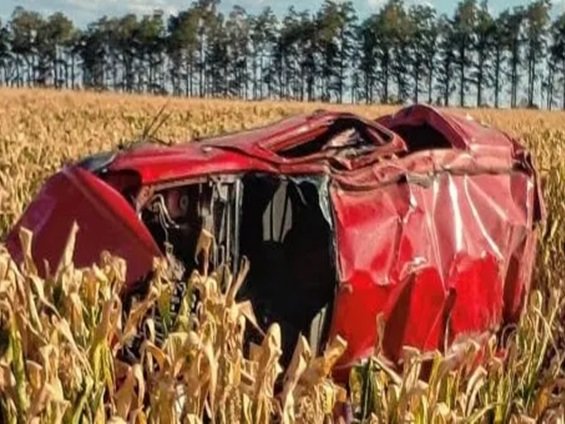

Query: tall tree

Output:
[168, 8, 199, 96]
[549, 13, 565, 109]
[390, 2, 411, 103]
[500, 7, 525, 108]
[436, 15, 457, 106]
[524, 0, 551, 108]
[316, 0, 357, 103]
[42, 12, 74, 88]
[357, 15, 378, 104]
[0, 19, 11, 86]
[226, 6, 250, 98]
[473, 1, 494, 107]
[137, 11, 166, 93]
[298, 12, 318, 101]
[316, 0, 340, 102]
[452, 0, 478, 107]
[249, 8, 277, 100]
[207, 11, 228, 97]
[408, 4, 438, 104]
[108, 14, 139, 92]
[9, 7, 44, 86]
[374, 0, 406, 104]
[78, 17, 110, 89]
[273, 8, 295, 100]
[491, 12, 507, 108]
[274, 8, 316, 101]
[335, 1, 357, 103]
[193, 0, 221, 98]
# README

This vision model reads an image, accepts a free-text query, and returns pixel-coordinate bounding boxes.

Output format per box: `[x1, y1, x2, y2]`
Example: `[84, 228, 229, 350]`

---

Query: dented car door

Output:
[327, 107, 542, 374]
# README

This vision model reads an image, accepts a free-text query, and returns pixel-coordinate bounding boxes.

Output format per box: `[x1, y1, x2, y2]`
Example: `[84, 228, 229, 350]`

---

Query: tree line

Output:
[0, 0, 564, 109]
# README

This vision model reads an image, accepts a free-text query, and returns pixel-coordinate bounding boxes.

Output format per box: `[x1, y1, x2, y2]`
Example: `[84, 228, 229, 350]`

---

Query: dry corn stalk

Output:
[0, 225, 349, 423]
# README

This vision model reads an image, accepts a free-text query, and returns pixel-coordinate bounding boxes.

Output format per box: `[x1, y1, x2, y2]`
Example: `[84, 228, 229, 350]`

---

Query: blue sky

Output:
[1, 0, 564, 27]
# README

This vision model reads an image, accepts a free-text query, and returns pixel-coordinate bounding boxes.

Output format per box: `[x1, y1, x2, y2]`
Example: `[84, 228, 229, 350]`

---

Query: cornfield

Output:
[0, 88, 563, 423]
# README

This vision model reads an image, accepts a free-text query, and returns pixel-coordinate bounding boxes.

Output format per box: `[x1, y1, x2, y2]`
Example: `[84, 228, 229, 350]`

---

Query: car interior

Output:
[139, 173, 337, 365]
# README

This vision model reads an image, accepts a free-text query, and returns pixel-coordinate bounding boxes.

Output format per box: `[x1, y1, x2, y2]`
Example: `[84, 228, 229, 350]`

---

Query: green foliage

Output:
[2, 0, 565, 108]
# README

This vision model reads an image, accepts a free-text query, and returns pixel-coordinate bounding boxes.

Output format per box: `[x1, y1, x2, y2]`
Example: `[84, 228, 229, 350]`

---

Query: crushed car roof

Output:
[105, 105, 530, 186]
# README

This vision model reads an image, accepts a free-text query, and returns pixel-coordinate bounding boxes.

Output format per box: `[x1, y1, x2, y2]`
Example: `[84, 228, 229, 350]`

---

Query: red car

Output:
[5, 104, 544, 378]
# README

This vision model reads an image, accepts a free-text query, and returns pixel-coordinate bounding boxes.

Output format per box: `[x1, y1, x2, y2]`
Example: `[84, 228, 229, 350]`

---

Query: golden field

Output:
[0, 88, 563, 422]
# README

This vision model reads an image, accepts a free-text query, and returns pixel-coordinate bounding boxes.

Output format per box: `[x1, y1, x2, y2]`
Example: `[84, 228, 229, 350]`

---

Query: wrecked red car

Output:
[5, 104, 544, 378]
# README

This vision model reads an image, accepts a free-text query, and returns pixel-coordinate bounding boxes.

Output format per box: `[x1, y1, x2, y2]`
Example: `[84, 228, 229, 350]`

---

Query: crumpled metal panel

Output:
[107, 111, 408, 184]
[5, 167, 161, 287]
[328, 108, 541, 375]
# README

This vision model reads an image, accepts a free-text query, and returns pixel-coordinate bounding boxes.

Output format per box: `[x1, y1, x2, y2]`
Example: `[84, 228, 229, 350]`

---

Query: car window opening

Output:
[277, 118, 376, 159]
[238, 174, 336, 366]
[389, 122, 452, 151]
[139, 174, 337, 367]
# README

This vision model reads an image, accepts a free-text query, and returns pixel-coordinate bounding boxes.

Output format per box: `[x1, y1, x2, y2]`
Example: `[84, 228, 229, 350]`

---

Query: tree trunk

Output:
[186, 55, 190, 97]
[494, 49, 501, 108]
[199, 39, 204, 98]
[511, 44, 519, 108]
[53, 55, 58, 88]
[477, 53, 483, 107]
[252, 54, 257, 100]
[546, 64, 554, 110]
[444, 62, 451, 107]
[562, 63, 565, 110]
[260, 55, 264, 99]
[414, 65, 419, 104]
[383, 53, 389, 104]
[71, 54, 75, 89]
[189, 58, 194, 97]
[459, 45, 465, 107]
[427, 63, 433, 104]
[528, 41, 535, 108]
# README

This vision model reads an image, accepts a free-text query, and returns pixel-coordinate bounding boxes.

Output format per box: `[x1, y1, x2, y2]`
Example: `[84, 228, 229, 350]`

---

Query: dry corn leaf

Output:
[18, 227, 38, 276]
[54, 221, 79, 278]
[281, 335, 310, 424]
[301, 336, 347, 386]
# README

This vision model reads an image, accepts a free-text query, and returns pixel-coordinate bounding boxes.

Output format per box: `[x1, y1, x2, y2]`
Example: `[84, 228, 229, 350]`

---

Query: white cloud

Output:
[59, 0, 180, 16]
[0, 0, 185, 25]
[554, 0, 565, 13]
[367, 0, 385, 10]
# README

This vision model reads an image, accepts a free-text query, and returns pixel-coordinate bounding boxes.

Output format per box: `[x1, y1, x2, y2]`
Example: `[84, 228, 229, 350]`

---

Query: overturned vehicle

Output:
[5, 105, 544, 379]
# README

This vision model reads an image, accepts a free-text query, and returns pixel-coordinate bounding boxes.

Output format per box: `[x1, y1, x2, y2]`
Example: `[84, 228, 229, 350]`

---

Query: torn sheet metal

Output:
[4, 104, 544, 380]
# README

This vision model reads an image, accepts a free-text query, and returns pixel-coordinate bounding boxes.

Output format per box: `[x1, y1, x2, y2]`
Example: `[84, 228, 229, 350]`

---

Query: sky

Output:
[0, 0, 564, 28]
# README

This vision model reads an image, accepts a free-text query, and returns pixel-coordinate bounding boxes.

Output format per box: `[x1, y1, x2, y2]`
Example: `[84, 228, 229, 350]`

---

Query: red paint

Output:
[5, 104, 543, 380]
[5, 167, 161, 287]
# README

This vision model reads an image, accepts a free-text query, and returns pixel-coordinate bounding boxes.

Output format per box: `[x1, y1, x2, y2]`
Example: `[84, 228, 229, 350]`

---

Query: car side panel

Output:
[328, 169, 538, 373]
